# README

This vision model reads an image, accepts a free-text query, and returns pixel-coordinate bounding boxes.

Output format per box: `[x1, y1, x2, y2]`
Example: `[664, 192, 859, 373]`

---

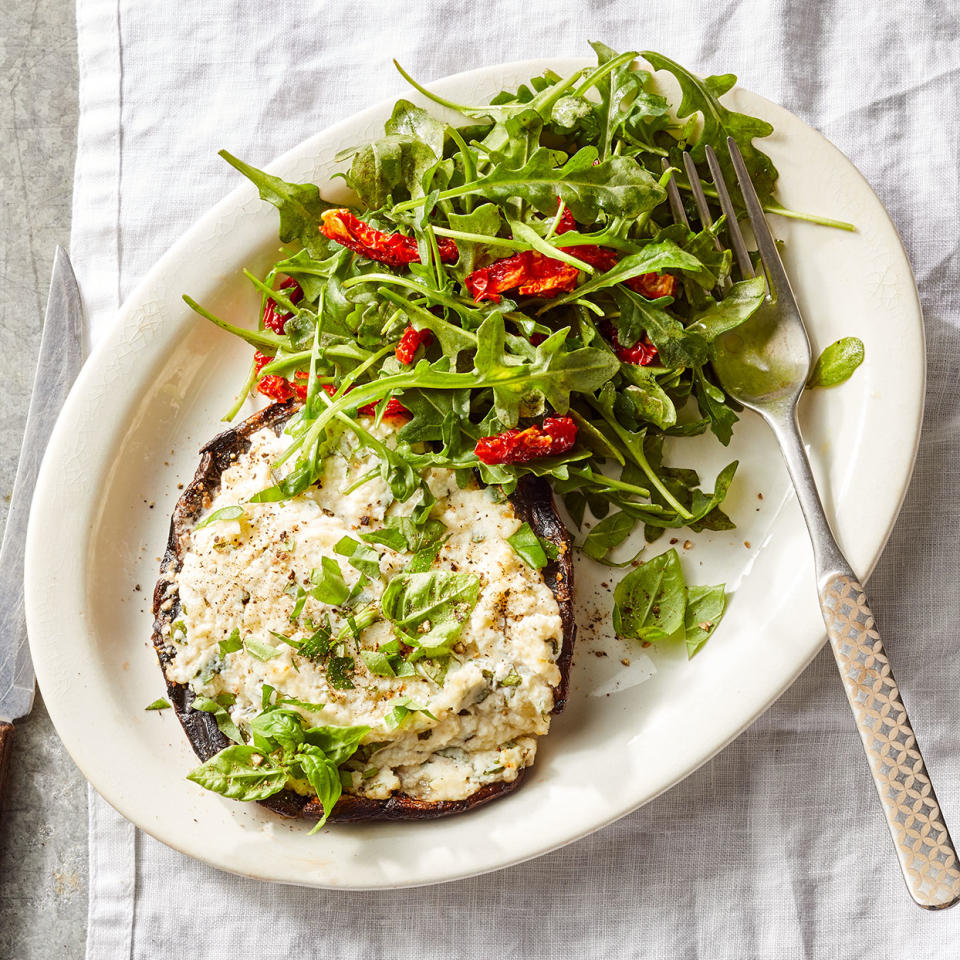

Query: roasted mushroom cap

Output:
[152, 402, 575, 823]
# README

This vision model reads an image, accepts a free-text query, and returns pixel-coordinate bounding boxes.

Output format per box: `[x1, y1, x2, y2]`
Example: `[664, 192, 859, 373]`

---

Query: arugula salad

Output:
[185, 43, 863, 660]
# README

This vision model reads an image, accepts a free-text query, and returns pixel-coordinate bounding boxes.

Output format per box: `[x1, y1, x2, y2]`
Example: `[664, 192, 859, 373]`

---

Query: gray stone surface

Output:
[0, 2, 86, 959]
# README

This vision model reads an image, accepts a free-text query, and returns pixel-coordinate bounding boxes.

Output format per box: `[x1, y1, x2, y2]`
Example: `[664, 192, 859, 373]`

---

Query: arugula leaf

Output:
[144, 698, 171, 711]
[186, 745, 288, 801]
[689, 276, 767, 341]
[684, 583, 727, 657]
[399, 146, 665, 222]
[506, 522, 549, 569]
[808, 337, 865, 388]
[310, 557, 351, 606]
[612, 548, 687, 643]
[474, 313, 620, 426]
[641, 51, 778, 203]
[334, 536, 382, 579]
[194, 504, 245, 530]
[385, 99, 447, 159]
[694, 368, 739, 445]
[588, 42, 645, 159]
[348, 135, 437, 208]
[381, 570, 481, 660]
[445, 203, 511, 273]
[219, 150, 334, 257]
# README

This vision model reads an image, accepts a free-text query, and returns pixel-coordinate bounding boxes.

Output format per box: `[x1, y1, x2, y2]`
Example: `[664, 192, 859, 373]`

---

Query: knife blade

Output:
[0, 248, 84, 730]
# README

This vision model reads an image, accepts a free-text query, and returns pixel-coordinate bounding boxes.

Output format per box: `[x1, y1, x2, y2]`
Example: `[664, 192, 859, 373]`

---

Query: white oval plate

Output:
[26, 58, 923, 889]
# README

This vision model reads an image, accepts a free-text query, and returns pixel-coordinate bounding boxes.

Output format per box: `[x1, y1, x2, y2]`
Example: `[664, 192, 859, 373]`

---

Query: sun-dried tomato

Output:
[625, 272, 678, 299]
[554, 204, 577, 235]
[262, 277, 303, 335]
[600, 321, 659, 366]
[357, 397, 412, 422]
[395, 326, 434, 365]
[474, 416, 577, 465]
[321, 208, 459, 268]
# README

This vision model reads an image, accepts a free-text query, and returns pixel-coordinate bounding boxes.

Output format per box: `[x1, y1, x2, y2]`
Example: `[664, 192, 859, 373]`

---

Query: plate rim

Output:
[25, 55, 925, 889]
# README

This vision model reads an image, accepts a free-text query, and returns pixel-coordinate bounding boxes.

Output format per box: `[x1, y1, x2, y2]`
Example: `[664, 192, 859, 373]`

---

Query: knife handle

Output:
[0, 721, 12, 814]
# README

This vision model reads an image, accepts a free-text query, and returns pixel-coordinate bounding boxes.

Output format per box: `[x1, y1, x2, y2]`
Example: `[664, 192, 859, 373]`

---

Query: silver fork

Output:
[668, 139, 960, 910]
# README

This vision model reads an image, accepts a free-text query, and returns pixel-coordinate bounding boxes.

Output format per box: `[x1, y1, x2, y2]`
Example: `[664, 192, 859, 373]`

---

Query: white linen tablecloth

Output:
[72, 1, 960, 956]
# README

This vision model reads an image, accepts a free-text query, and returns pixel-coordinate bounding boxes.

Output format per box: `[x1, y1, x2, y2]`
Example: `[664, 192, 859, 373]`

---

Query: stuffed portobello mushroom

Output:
[153, 402, 575, 826]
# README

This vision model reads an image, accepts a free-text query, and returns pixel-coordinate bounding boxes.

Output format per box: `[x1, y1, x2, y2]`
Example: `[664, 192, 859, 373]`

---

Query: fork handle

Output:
[768, 408, 960, 909]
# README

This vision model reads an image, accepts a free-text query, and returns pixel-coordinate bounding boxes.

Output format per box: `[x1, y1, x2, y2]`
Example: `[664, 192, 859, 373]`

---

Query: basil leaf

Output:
[506, 522, 548, 569]
[297, 750, 342, 833]
[186, 745, 287, 801]
[381, 571, 481, 660]
[684, 583, 727, 658]
[808, 337, 865, 388]
[301, 724, 370, 765]
[144, 698, 171, 711]
[194, 504, 245, 530]
[310, 557, 350, 606]
[334, 536, 382, 579]
[191, 696, 243, 744]
[261, 683, 275, 710]
[582, 511, 637, 561]
[219, 627, 243, 656]
[250, 709, 304, 757]
[612, 548, 687, 644]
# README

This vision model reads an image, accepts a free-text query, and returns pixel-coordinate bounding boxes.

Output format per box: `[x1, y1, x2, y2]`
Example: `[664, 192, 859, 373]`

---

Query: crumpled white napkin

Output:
[73, 1, 960, 957]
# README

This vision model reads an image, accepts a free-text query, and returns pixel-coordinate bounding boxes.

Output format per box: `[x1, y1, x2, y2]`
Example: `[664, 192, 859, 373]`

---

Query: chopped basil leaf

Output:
[191, 696, 243, 743]
[327, 655, 356, 690]
[261, 683, 275, 709]
[194, 504, 245, 529]
[384, 697, 438, 729]
[145, 698, 171, 711]
[310, 557, 350, 606]
[299, 617, 332, 661]
[334, 536, 382, 579]
[506, 522, 548, 569]
[276, 696, 326, 711]
[360, 649, 397, 677]
[244, 637, 281, 662]
[219, 627, 243, 656]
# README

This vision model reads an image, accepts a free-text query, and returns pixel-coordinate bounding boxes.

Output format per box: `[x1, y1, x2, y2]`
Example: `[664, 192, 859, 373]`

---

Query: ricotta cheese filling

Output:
[163, 426, 563, 803]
